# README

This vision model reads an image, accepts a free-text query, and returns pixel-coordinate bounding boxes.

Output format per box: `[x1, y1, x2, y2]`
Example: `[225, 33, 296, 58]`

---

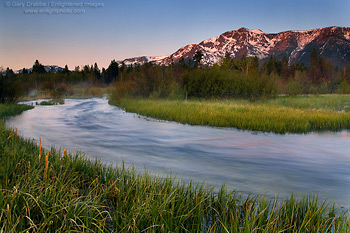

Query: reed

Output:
[38, 137, 42, 162]
[43, 151, 49, 180]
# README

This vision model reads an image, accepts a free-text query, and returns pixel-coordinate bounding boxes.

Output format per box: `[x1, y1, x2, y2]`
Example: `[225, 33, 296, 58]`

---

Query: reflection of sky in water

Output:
[7, 98, 350, 208]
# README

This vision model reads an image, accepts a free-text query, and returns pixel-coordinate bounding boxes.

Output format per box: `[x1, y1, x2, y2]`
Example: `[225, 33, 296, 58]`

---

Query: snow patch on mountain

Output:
[344, 31, 350, 40]
[251, 29, 264, 34]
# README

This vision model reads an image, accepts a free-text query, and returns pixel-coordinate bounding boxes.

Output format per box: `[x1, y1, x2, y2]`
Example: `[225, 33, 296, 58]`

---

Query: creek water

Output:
[6, 98, 350, 208]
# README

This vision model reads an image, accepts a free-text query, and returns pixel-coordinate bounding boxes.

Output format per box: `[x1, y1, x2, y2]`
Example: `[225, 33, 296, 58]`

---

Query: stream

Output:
[6, 98, 350, 208]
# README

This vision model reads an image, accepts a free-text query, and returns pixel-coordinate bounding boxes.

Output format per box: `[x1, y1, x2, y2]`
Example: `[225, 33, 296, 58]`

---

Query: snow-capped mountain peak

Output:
[121, 26, 350, 67]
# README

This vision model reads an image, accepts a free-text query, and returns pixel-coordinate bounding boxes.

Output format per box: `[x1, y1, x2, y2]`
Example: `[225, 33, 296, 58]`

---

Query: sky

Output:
[0, 0, 349, 70]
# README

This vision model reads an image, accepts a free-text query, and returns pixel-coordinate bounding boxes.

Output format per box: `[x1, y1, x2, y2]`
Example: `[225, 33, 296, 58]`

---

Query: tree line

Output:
[0, 59, 121, 102]
[111, 48, 350, 101]
[1, 48, 350, 103]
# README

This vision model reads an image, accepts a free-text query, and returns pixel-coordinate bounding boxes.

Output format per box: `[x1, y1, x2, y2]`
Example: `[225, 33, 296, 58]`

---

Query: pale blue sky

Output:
[1, 0, 349, 70]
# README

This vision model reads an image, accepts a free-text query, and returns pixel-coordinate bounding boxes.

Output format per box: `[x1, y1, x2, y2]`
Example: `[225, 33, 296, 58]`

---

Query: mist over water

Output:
[6, 98, 350, 208]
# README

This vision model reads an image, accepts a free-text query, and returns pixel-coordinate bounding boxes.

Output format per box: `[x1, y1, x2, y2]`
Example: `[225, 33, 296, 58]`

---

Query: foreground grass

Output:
[1, 104, 349, 232]
[111, 95, 350, 134]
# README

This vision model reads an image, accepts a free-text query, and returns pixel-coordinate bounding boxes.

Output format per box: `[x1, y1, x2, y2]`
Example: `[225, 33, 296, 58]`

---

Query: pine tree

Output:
[220, 52, 234, 70]
[106, 60, 119, 83]
[93, 63, 101, 81]
[309, 48, 322, 84]
[5, 67, 14, 76]
[281, 57, 289, 79]
[32, 60, 46, 73]
[193, 50, 203, 68]
[310, 48, 319, 68]
[63, 65, 70, 75]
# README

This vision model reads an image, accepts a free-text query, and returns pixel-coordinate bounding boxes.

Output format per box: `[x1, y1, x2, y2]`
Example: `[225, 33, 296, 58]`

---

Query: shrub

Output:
[183, 67, 278, 101]
[337, 79, 350, 94]
[0, 75, 24, 103]
[285, 81, 303, 96]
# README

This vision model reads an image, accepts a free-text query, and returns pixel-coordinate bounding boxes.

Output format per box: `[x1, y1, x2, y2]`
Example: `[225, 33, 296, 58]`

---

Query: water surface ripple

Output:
[6, 98, 350, 208]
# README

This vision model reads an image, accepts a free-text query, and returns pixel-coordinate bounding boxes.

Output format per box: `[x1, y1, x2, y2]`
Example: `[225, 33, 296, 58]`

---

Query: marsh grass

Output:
[267, 95, 350, 112]
[111, 95, 350, 134]
[0, 104, 349, 232]
[0, 103, 34, 120]
[38, 99, 64, 106]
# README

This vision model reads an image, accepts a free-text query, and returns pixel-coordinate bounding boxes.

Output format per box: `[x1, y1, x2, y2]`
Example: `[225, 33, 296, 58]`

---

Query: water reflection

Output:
[7, 98, 350, 208]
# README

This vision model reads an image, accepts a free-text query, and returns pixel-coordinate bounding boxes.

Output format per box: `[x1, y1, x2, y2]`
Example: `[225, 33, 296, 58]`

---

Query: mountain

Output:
[42, 65, 64, 73]
[122, 26, 350, 68]
[16, 65, 64, 74]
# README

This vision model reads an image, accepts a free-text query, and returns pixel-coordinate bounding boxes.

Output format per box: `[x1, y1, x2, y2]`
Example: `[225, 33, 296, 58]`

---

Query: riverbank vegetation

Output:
[0, 104, 349, 232]
[38, 99, 65, 106]
[111, 95, 350, 134]
[102, 50, 350, 133]
[0, 103, 34, 120]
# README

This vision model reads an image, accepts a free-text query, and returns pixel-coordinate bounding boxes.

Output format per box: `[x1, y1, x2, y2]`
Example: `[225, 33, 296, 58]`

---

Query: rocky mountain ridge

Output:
[122, 26, 350, 68]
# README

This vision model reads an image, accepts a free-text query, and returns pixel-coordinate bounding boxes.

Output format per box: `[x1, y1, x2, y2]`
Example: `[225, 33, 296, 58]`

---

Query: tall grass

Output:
[110, 95, 350, 134]
[267, 95, 350, 112]
[0, 103, 34, 120]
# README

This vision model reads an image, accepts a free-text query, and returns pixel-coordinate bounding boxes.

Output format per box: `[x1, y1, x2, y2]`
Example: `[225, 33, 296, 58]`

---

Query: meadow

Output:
[110, 95, 350, 134]
[0, 103, 349, 232]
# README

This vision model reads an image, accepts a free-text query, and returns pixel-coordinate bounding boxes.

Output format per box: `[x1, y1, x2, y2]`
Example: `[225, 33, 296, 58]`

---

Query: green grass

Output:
[110, 95, 350, 134]
[1, 103, 349, 232]
[267, 95, 350, 112]
[38, 99, 64, 106]
[0, 103, 34, 120]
